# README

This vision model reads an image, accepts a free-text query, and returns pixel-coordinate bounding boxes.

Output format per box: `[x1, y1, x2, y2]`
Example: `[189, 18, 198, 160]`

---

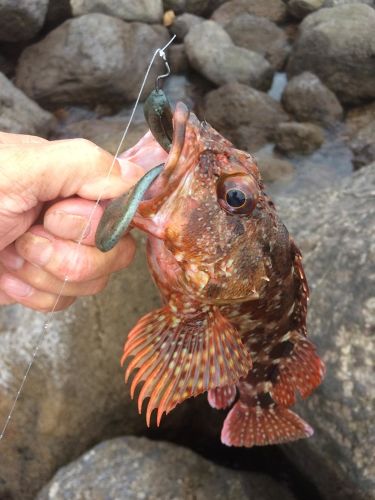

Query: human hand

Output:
[0, 131, 166, 311]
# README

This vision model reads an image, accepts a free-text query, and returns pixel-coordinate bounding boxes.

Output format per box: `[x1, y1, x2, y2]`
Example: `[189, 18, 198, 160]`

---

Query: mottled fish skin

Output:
[121, 103, 325, 446]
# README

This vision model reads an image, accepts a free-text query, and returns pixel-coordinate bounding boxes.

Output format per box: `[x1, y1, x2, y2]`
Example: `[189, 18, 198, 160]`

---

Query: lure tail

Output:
[121, 305, 252, 426]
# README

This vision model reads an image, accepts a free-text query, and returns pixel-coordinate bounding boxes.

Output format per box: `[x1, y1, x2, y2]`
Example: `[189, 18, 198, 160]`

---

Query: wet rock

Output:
[275, 122, 324, 154]
[37, 437, 297, 500]
[171, 12, 203, 40]
[202, 83, 288, 151]
[15, 14, 169, 108]
[277, 164, 375, 500]
[185, 20, 273, 90]
[256, 153, 295, 183]
[281, 72, 343, 127]
[211, 0, 288, 25]
[225, 14, 289, 71]
[0, 0, 49, 42]
[349, 122, 375, 169]
[287, 0, 324, 19]
[0, 72, 54, 136]
[71, 0, 163, 23]
[287, 4, 375, 104]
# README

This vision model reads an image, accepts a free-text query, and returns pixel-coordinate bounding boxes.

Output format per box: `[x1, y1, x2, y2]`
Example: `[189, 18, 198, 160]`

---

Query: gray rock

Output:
[287, 4, 375, 104]
[185, 20, 273, 90]
[277, 164, 375, 500]
[275, 122, 324, 153]
[202, 82, 288, 151]
[0, 72, 54, 136]
[256, 153, 295, 183]
[287, 0, 324, 19]
[71, 0, 163, 23]
[349, 121, 375, 169]
[15, 14, 169, 108]
[37, 437, 297, 500]
[164, 0, 227, 16]
[0, 0, 49, 42]
[225, 14, 289, 71]
[171, 12, 204, 40]
[211, 0, 288, 25]
[281, 72, 343, 127]
[323, 0, 374, 6]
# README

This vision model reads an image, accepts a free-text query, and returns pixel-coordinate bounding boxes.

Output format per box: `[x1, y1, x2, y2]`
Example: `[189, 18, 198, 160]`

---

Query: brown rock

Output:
[275, 122, 324, 153]
[212, 0, 288, 25]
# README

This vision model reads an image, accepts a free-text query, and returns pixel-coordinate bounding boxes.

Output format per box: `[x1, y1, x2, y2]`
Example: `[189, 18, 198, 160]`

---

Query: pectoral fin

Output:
[121, 305, 252, 426]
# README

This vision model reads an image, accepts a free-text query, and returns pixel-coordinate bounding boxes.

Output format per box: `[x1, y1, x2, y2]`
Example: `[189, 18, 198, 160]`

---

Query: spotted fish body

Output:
[121, 102, 325, 447]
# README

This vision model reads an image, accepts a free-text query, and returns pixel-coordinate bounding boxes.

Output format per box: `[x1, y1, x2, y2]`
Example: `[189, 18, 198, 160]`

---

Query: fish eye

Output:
[217, 173, 258, 215]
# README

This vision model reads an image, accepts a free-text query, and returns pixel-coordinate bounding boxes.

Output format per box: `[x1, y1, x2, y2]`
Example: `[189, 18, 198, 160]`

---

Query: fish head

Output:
[135, 102, 289, 303]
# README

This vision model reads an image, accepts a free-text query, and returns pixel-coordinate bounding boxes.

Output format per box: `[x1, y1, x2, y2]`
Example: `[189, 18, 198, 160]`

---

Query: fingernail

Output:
[0, 274, 33, 297]
[46, 210, 90, 241]
[23, 234, 53, 266]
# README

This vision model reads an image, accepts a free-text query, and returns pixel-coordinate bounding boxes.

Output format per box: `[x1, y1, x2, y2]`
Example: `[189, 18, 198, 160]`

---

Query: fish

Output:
[96, 95, 325, 447]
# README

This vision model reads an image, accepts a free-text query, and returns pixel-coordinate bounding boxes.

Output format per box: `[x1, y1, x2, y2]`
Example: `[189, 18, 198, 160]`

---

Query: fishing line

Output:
[0, 34, 176, 443]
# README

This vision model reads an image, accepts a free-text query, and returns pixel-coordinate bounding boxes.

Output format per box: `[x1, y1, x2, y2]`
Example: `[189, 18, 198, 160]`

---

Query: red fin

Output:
[221, 400, 313, 447]
[121, 306, 252, 426]
[271, 333, 325, 407]
[208, 385, 237, 410]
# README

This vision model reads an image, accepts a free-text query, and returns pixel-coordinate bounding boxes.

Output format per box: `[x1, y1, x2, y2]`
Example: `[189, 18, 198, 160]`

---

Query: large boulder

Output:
[225, 14, 289, 71]
[0, 0, 49, 42]
[275, 122, 324, 154]
[15, 14, 169, 108]
[0, 72, 54, 136]
[211, 0, 288, 25]
[185, 20, 273, 90]
[276, 164, 375, 500]
[71, 0, 163, 23]
[281, 72, 343, 127]
[201, 83, 288, 151]
[36, 437, 297, 500]
[287, 4, 375, 104]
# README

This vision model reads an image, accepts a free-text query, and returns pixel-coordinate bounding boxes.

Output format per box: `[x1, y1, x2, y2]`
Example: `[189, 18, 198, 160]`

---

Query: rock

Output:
[256, 153, 295, 182]
[225, 14, 289, 71]
[45, 0, 71, 27]
[164, 0, 227, 16]
[276, 164, 375, 500]
[171, 12, 203, 40]
[345, 101, 375, 139]
[211, 0, 288, 25]
[281, 72, 343, 127]
[287, 0, 324, 19]
[0, 0, 49, 42]
[287, 4, 375, 104]
[0, 52, 14, 78]
[275, 122, 324, 153]
[71, 0, 163, 23]
[54, 118, 149, 155]
[37, 437, 297, 500]
[15, 14, 169, 108]
[163, 0, 186, 14]
[349, 122, 375, 169]
[201, 82, 288, 151]
[185, 20, 273, 90]
[168, 43, 190, 73]
[0, 72, 54, 136]
[323, 0, 373, 6]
